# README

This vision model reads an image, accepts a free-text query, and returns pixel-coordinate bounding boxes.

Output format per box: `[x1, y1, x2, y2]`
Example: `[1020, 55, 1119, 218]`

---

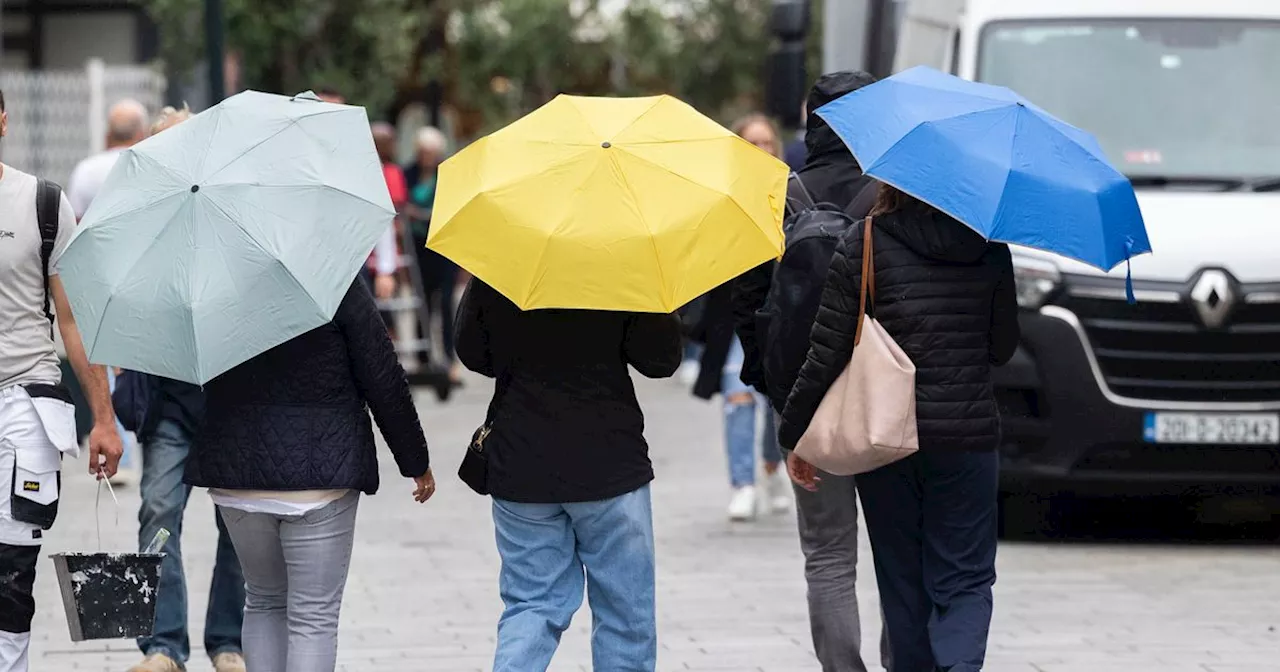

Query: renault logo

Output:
[1189, 269, 1234, 329]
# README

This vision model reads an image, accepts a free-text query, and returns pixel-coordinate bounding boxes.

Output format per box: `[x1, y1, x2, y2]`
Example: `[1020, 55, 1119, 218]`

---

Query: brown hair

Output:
[731, 113, 782, 158]
[868, 183, 922, 217]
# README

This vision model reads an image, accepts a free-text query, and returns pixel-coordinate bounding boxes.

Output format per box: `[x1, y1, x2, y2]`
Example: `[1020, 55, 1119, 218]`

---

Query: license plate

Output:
[1143, 413, 1280, 445]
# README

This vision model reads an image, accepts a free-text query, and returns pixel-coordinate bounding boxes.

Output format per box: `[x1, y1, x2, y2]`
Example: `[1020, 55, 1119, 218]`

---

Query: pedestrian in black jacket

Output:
[731, 70, 886, 672]
[455, 278, 681, 672]
[186, 279, 434, 672]
[733, 71, 879, 409]
[779, 185, 1019, 672]
[693, 113, 790, 523]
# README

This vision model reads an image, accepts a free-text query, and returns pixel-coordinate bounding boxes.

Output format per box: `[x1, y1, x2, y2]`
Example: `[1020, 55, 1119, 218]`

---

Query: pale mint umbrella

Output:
[56, 90, 394, 384]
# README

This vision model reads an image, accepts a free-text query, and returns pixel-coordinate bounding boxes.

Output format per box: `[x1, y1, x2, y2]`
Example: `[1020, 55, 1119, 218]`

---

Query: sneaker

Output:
[727, 485, 757, 522]
[763, 469, 791, 514]
[677, 360, 700, 386]
[212, 652, 247, 672]
[127, 653, 182, 672]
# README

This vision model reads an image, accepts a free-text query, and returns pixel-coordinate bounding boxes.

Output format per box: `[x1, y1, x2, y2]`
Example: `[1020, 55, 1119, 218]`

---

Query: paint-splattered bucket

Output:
[50, 552, 163, 641]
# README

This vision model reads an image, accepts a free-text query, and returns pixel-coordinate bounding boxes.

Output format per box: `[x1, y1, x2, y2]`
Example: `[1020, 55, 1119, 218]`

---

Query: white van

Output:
[894, 0, 1280, 508]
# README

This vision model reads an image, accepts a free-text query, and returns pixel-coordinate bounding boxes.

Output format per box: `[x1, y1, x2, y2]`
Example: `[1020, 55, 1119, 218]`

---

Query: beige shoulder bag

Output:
[794, 217, 919, 475]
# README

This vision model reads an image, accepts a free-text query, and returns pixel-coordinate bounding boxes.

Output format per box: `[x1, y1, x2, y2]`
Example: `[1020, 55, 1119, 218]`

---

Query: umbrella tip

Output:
[601, 141, 612, 149]
[190, 185, 200, 193]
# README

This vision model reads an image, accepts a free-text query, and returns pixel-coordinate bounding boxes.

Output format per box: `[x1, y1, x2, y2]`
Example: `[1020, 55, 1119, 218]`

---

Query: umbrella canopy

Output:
[56, 90, 395, 384]
[816, 66, 1151, 271]
[427, 94, 788, 313]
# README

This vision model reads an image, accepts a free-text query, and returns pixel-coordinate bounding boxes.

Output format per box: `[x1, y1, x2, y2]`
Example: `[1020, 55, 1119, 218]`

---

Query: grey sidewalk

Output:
[28, 378, 1280, 671]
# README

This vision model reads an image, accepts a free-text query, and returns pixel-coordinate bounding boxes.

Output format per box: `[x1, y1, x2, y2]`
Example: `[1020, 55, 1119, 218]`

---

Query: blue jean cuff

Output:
[208, 645, 243, 660]
[142, 648, 187, 670]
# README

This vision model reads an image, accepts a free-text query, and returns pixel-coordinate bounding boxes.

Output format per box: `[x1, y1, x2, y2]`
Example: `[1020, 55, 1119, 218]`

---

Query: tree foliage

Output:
[142, 0, 812, 134]
[140, 0, 436, 116]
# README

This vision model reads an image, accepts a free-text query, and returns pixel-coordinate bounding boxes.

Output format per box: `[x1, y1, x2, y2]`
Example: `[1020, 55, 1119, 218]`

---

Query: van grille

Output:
[1057, 278, 1280, 403]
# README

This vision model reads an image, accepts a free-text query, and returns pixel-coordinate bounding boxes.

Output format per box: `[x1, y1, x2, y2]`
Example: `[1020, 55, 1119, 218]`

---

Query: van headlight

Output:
[1013, 256, 1061, 309]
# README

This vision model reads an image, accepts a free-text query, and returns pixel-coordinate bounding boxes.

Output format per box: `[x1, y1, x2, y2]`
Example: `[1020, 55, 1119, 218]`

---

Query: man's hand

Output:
[88, 422, 123, 479]
[412, 469, 436, 503]
[375, 273, 397, 301]
[786, 452, 821, 492]
[51, 275, 120, 477]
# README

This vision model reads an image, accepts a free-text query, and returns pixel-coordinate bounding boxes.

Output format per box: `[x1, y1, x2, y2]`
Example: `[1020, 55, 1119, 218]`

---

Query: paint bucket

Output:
[50, 552, 163, 641]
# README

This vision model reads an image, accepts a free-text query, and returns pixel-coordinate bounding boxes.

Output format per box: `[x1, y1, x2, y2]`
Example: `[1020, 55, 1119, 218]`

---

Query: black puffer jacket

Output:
[733, 71, 878, 408]
[777, 202, 1020, 453]
[186, 281, 430, 493]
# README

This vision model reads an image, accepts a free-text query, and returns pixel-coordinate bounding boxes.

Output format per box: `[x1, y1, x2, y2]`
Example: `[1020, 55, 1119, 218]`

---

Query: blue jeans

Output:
[855, 450, 999, 672]
[137, 419, 245, 663]
[492, 486, 656, 672]
[722, 338, 782, 487]
[105, 369, 135, 471]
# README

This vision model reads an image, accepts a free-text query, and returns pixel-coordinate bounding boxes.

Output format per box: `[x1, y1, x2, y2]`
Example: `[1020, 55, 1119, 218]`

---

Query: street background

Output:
[28, 377, 1280, 672]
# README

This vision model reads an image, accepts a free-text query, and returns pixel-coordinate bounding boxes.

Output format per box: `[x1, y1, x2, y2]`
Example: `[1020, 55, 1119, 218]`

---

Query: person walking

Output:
[732, 71, 882, 672]
[778, 184, 1019, 672]
[455, 278, 682, 672]
[125, 105, 248, 672]
[66, 99, 149, 487]
[402, 126, 461, 383]
[66, 99, 148, 218]
[185, 279, 435, 672]
[0, 87, 123, 672]
[369, 122, 405, 303]
[694, 113, 788, 522]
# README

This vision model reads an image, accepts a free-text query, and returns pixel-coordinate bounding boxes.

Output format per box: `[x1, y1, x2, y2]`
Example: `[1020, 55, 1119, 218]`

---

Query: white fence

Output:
[0, 60, 166, 187]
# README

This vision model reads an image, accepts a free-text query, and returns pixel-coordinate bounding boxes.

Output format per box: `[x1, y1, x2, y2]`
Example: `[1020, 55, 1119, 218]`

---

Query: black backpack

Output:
[755, 174, 873, 411]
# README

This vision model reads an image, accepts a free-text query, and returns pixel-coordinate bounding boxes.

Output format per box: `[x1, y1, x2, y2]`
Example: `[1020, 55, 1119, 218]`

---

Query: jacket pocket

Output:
[11, 442, 62, 529]
[28, 396, 81, 457]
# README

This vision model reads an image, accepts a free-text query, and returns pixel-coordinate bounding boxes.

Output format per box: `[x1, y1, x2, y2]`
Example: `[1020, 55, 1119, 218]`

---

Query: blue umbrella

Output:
[815, 66, 1151, 273]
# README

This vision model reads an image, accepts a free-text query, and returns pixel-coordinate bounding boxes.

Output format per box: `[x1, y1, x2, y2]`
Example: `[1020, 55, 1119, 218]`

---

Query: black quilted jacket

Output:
[777, 203, 1020, 453]
[185, 281, 430, 493]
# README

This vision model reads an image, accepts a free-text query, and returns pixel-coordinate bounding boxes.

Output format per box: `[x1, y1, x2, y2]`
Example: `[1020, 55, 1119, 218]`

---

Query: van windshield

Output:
[977, 19, 1280, 185]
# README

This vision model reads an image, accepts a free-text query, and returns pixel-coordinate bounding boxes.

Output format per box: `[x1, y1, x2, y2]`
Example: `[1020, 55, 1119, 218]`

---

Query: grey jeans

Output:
[218, 492, 359, 672]
[794, 468, 891, 671]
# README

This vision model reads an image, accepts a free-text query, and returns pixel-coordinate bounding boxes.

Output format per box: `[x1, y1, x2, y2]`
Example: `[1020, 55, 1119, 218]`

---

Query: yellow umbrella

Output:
[428, 94, 788, 313]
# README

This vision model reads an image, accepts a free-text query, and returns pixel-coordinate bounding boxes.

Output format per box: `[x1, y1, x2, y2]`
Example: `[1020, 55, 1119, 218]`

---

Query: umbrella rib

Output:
[84, 196, 194, 372]
[192, 105, 226, 180]
[197, 109, 351, 186]
[75, 188, 188, 234]
[199, 191, 331, 317]
[607, 152, 669, 310]
[204, 183, 395, 217]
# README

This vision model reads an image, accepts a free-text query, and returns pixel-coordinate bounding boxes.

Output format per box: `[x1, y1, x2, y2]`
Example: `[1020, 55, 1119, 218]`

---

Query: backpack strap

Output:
[785, 172, 817, 216]
[853, 217, 876, 346]
[35, 179, 62, 336]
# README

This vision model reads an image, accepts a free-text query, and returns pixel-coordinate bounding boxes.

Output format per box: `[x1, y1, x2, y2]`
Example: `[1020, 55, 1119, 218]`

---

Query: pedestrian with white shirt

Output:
[65, 99, 149, 488]
[184, 277, 434, 672]
[0, 87, 124, 672]
[66, 99, 148, 219]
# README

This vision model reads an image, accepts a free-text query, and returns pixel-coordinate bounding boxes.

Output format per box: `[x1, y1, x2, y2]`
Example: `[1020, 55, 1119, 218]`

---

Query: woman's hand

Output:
[413, 469, 436, 503]
[786, 452, 821, 492]
[375, 273, 397, 300]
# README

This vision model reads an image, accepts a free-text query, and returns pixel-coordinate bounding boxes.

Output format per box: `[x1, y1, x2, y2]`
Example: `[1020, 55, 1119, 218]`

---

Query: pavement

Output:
[27, 377, 1280, 671]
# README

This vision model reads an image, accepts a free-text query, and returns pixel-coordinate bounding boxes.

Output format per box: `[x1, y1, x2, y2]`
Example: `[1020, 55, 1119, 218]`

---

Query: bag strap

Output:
[35, 179, 62, 337]
[853, 217, 876, 346]
[785, 172, 817, 216]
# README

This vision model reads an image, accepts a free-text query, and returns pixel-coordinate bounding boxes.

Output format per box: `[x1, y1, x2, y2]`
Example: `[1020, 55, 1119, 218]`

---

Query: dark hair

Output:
[868, 183, 922, 217]
[1, 88, 5, 112]
[315, 87, 342, 99]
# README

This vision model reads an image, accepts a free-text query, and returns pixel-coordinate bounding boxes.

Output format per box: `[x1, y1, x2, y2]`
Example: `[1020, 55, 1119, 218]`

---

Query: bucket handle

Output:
[94, 476, 119, 551]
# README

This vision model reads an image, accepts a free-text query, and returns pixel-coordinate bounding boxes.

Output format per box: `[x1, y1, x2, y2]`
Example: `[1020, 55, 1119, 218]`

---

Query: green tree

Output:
[143, 0, 799, 132]
[140, 0, 438, 115]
